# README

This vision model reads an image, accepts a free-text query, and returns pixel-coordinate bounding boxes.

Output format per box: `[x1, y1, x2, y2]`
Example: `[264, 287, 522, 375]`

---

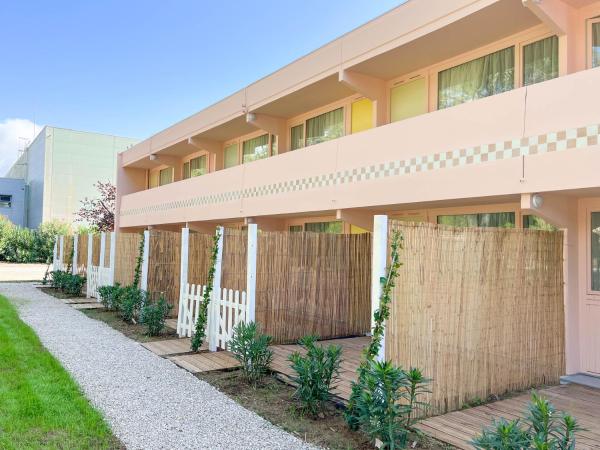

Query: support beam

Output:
[178, 227, 189, 337]
[86, 233, 93, 298]
[336, 209, 377, 232]
[188, 136, 224, 171]
[140, 230, 150, 291]
[371, 215, 388, 362]
[339, 69, 387, 126]
[522, 0, 572, 36]
[72, 234, 79, 275]
[246, 113, 289, 153]
[246, 223, 257, 322]
[109, 231, 116, 285]
[245, 216, 286, 231]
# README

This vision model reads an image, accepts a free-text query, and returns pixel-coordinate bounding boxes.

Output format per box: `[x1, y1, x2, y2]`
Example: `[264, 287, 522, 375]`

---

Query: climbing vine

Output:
[191, 229, 222, 352]
[133, 232, 145, 288]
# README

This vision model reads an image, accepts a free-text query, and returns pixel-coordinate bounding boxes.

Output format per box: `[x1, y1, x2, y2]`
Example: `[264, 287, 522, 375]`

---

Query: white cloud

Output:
[0, 118, 43, 177]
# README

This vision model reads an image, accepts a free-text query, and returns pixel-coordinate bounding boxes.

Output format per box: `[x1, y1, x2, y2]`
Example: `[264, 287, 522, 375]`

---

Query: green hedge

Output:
[0, 216, 71, 263]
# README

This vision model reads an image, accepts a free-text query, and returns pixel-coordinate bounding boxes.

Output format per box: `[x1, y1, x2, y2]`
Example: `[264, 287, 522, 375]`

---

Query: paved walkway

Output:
[0, 262, 48, 281]
[0, 283, 314, 450]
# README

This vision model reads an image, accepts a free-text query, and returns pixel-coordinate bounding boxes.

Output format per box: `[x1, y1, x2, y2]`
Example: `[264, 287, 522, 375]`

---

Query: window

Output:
[242, 134, 269, 163]
[305, 107, 344, 146]
[351, 98, 373, 133]
[149, 171, 159, 189]
[304, 221, 343, 233]
[390, 77, 428, 122]
[593, 22, 600, 68]
[289, 225, 303, 232]
[183, 162, 190, 179]
[159, 167, 173, 186]
[270, 135, 278, 156]
[224, 143, 239, 169]
[290, 124, 304, 150]
[591, 212, 600, 291]
[523, 215, 558, 231]
[438, 47, 515, 109]
[523, 36, 558, 86]
[437, 212, 515, 228]
[185, 155, 207, 178]
[0, 194, 12, 208]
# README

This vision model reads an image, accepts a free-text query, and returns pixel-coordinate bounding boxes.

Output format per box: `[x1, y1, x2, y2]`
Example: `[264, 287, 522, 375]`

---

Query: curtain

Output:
[289, 225, 303, 232]
[306, 108, 344, 146]
[159, 167, 173, 186]
[593, 23, 600, 68]
[437, 212, 515, 228]
[183, 162, 190, 179]
[270, 135, 278, 155]
[290, 124, 304, 150]
[149, 170, 159, 188]
[592, 212, 600, 291]
[242, 134, 269, 163]
[523, 36, 558, 86]
[304, 221, 343, 233]
[438, 46, 515, 109]
[190, 155, 207, 177]
[224, 143, 238, 169]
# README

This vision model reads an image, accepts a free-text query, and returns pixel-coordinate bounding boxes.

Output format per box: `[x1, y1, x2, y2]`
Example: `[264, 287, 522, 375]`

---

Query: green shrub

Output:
[0, 216, 70, 263]
[98, 284, 123, 310]
[471, 392, 581, 450]
[141, 296, 172, 336]
[352, 361, 430, 449]
[229, 321, 273, 384]
[119, 286, 146, 323]
[49, 270, 69, 290]
[288, 335, 342, 416]
[62, 274, 85, 296]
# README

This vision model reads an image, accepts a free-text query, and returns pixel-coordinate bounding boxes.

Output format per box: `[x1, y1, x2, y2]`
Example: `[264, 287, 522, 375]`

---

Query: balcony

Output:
[119, 68, 600, 228]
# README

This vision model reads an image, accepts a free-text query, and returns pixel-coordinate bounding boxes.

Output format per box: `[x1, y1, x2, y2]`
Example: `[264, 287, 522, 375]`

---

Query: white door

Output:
[582, 209, 600, 374]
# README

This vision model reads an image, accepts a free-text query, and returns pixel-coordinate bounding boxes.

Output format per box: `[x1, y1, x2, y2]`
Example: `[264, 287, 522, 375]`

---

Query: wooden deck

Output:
[419, 384, 600, 449]
[141, 338, 206, 356]
[169, 351, 240, 373]
[70, 302, 104, 309]
[270, 336, 369, 402]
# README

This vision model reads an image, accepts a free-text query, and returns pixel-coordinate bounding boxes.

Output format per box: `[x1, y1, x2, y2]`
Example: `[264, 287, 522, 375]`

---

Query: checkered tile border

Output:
[121, 123, 600, 217]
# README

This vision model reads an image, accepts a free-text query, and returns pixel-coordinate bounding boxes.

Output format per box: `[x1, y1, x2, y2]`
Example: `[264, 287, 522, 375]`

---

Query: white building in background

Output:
[5, 126, 138, 228]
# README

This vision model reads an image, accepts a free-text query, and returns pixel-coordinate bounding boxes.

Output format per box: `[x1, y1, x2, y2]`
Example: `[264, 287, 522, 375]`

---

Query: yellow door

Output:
[390, 77, 428, 122]
[351, 98, 373, 134]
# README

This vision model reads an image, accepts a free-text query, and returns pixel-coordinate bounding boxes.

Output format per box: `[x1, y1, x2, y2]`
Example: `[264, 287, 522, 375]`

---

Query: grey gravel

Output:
[0, 283, 316, 450]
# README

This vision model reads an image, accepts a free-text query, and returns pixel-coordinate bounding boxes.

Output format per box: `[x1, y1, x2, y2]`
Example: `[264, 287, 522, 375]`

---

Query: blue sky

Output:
[0, 0, 403, 146]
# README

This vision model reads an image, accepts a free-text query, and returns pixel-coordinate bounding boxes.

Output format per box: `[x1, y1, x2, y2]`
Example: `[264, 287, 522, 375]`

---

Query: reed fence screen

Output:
[114, 232, 142, 286]
[188, 232, 214, 286]
[91, 234, 101, 266]
[147, 230, 181, 311]
[386, 221, 565, 414]
[221, 228, 247, 292]
[76, 233, 88, 275]
[255, 231, 371, 344]
[63, 236, 74, 268]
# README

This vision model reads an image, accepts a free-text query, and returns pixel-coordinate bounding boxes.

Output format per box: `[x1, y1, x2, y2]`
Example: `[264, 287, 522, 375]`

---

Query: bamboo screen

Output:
[103, 235, 111, 268]
[188, 232, 214, 286]
[255, 231, 371, 344]
[114, 232, 142, 286]
[386, 221, 565, 415]
[147, 230, 181, 311]
[221, 228, 247, 291]
[76, 233, 88, 275]
[91, 234, 101, 266]
[63, 236, 74, 267]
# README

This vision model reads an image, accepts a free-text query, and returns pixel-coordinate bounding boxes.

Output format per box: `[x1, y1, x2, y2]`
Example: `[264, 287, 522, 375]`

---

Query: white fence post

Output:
[209, 226, 224, 352]
[53, 237, 58, 271]
[99, 232, 106, 268]
[246, 223, 257, 322]
[59, 235, 64, 269]
[178, 227, 189, 337]
[86, 233, 93, 298]
[72, 234, 79, 275]
[371, 215, 388, 362]
[140, 230, 150, 291]
[109, 231, 116, 285]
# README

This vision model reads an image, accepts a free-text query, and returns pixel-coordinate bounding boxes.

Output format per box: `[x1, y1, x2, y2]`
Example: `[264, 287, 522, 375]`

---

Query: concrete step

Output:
[560, 373, 600, 389]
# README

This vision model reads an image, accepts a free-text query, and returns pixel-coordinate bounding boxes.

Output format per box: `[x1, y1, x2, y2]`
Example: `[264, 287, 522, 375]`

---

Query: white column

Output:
[209, 226, 224, 352]
[140, 230, 150, 291]
[59, 235, 64, 268]
[72, 234, 79, 275]
[86, 233, 93, 298]
[371, 215, 388, 362]
[178, 227, 189, 337]
[246, 223, 257, 322]
[99, 232, 106, 268]
[53, 237, 58, 271]
[109, 231, 116, 285]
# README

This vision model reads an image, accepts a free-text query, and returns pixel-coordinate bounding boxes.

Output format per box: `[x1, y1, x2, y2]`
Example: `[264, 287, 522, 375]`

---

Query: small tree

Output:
[76, 181, 115, 232]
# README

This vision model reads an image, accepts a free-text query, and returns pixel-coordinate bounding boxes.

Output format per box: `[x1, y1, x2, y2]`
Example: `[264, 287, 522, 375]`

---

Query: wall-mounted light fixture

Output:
[149, 154, 158, 161]
[532, 193, 544, 209]
[246, 112, 256, 122]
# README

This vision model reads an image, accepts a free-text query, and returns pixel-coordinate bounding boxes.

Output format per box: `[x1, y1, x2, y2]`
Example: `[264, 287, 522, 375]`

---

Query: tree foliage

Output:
[75, 181, 115, 232]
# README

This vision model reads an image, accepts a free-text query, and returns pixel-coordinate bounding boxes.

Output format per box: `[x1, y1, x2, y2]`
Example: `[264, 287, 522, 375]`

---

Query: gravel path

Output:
[0, 283, 315, 450]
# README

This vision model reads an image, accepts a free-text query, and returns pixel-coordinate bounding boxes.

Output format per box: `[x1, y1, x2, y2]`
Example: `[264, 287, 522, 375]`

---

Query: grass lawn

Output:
[0, 294, 122, 450]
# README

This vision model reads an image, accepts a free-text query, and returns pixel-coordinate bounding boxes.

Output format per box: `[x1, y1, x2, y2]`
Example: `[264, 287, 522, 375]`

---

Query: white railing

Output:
[177, 283, 248, 350]
[87, 266, 99, 298]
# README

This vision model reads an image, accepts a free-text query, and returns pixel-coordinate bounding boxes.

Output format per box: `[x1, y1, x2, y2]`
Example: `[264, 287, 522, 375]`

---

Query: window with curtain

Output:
[593, 22, 600, 68]
[270, 135, 278, 156]
[149, 171, 159, 188]
[224, 143, 238, 169]
[305, 108, 344, 146]
[437, 212, 515, 228]
[523, 36, 558, 86]
[289, 225, 303, 232]
[304, 221, 343, 233]
[159, 167, 173, 186]
[188, 155, 207, 177]
[438, 46, 515, 109]
[290, 124, 304, 150]
[523, 215, 558, 231]
[183, 162, 190, 179]
[242, 134, 269, 163]
[591, 212, 600, 291]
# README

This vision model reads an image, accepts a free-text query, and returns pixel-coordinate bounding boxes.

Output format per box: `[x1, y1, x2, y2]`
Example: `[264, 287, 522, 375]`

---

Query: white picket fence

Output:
[177, 283, 248, 350]
[86, 265, 113, 299]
